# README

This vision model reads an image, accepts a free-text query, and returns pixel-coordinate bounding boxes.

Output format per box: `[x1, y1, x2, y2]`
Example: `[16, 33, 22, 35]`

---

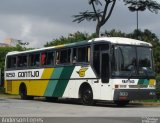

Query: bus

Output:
[4, 37, 156, 106]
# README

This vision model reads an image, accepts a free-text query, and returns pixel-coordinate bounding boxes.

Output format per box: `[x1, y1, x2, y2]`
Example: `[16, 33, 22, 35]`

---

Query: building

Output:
[0, 43, 9, 47]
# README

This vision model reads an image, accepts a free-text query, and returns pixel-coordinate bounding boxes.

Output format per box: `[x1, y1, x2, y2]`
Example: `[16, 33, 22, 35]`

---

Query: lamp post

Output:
[128, 5, 146, 31]
[136, 9, 138, 31]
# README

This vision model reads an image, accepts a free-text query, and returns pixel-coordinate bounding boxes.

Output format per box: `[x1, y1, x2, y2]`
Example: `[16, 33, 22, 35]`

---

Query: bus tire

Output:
[19, 84, 33, 100]
[80, 85, 94, 105]
[114, 100, 129, 107]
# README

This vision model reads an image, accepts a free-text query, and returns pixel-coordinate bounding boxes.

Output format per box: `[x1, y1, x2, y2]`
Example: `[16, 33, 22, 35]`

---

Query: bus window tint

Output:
[7, 56, 11, 69]
[46, 52, 54, 65]
[60, 50, 67, 63]
[29, 54, 40, 67]
[77, 46, 90, 63]
[29, 54, 34, 66]
[72, 48, 77, 63]
[56, 49, 71, 64]
[41, 52, 47, 65]
[35, 54, 40, 66]
[41, 51, 55, 66]
[17, 55, 27, 68]
[11, 56, 16, 68]
[78, 47, 86, 62]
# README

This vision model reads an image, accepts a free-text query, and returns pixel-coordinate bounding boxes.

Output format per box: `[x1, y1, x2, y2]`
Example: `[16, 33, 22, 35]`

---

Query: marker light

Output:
[115, 85, 119, 88]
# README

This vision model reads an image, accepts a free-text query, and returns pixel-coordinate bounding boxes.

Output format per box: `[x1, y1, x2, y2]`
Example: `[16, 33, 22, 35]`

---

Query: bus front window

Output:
[112, 45, 137, 77]
[111, 45, 154, 78]
[137, 47, 154, 77]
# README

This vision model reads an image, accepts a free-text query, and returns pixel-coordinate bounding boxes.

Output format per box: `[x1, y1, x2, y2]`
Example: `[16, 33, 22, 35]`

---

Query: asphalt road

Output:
[0, 98, 160, 123]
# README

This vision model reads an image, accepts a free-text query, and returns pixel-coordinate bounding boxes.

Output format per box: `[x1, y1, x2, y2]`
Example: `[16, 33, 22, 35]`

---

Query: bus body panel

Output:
[5, 66, 156, 101]
[5, 65, 102, 98]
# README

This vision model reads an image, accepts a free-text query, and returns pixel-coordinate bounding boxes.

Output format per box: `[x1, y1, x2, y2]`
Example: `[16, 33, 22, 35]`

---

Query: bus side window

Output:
[22, 56, 27, 67]
[17, 55, 27, 68]
[11, 56, 16, 68]
[28, 54, 40, 67]
[60, 50, 67, 63]
[35, 54, 40, 66]
[56, 51, 60, 64]
[77, 46, 90, 63]
[56, 49, 71, 65]
[73, 48, 77, 64]
[46, 52, 55, 65]
[17, 56, 23, 67]
[29, 54, 34, 67]
[7, 56, 11, 69]
[41, 52, 47, 65]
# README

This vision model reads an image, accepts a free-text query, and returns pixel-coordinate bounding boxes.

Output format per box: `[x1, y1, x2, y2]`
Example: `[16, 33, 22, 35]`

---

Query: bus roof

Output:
[91, 37, 152, 46]
[6, 37, 152, 56]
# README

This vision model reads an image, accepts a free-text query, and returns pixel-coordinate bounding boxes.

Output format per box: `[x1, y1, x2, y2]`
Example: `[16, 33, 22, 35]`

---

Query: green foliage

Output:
[156, 74, 160, 99]
[44, 31, 97, 47]
[156, 74, 160, 82]
[124, 0, 160, 14]
[103, 29, 127, 37]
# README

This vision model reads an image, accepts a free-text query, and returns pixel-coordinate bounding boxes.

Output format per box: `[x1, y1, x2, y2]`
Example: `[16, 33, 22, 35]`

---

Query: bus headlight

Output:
[149, 92, 156, 96]
[115, 85, 119, 88]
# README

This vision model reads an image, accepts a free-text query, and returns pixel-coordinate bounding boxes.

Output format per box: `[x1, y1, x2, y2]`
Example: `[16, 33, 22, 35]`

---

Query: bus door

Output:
[100, 51, 109, 83]
[100, 51, 111, 100]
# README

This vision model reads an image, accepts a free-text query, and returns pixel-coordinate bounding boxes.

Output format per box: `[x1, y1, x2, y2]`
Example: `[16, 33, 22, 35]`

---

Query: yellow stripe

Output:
[149, 79, 156, 86]
[41, 68, 54, 79]
[27, 80, 48, 96]
[27, 68, 54, 96]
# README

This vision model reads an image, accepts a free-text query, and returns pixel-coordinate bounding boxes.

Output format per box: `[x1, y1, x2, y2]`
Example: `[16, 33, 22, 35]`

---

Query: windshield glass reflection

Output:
[111, 45, 154, 78]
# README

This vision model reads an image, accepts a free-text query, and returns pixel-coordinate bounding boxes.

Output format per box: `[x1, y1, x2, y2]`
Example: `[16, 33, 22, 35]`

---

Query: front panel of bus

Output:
[111, 44, 156, 101]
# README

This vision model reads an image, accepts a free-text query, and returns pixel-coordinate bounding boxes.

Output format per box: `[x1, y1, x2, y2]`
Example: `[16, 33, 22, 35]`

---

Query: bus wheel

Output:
[46, 97, 58, 102]
[114, 100, 129, 107]
[19, 84, 33, 100]
[81, 86, 94, 105]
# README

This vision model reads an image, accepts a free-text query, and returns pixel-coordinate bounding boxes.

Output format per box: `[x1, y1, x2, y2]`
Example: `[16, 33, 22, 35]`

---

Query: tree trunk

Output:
[96, 24, 101, 37]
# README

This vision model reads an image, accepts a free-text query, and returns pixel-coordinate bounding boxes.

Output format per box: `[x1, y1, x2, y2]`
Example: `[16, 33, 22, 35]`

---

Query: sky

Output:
[0, 0, 160, 48]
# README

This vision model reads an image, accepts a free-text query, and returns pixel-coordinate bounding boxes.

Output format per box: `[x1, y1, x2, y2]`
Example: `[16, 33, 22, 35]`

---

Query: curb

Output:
[141, 102, 160, 106]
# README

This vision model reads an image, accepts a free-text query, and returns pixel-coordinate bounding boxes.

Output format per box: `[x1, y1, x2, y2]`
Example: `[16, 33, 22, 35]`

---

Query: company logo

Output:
[77, 68, 88, 77]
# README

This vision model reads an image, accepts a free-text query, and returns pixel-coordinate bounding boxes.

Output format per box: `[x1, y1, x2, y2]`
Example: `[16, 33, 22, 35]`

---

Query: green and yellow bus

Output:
[4, 37, 156, 106]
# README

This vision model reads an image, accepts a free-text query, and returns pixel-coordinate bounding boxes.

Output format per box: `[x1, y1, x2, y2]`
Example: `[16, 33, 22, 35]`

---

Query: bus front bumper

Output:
[113, 89, 156, 101]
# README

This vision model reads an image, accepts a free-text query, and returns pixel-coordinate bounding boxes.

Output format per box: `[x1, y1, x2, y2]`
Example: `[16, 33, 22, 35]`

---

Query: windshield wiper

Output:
[128, 69, 136, 80]
[140, 67, 155, 79]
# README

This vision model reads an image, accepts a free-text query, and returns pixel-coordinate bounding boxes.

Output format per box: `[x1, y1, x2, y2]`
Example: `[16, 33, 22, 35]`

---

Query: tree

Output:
[124, 0, 160, 30]
[156, 74, 160, 100]
[73, 0, 116, 37]
[44, 31, 96, 47]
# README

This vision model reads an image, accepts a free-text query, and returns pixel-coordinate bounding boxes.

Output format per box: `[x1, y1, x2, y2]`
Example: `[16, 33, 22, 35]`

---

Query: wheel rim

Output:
[20, 87, 26, 99]
[82, 89, 93, 105]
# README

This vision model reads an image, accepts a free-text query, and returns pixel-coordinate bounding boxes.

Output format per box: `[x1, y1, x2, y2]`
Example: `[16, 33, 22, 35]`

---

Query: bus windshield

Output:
[111, 45, 155, 78]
